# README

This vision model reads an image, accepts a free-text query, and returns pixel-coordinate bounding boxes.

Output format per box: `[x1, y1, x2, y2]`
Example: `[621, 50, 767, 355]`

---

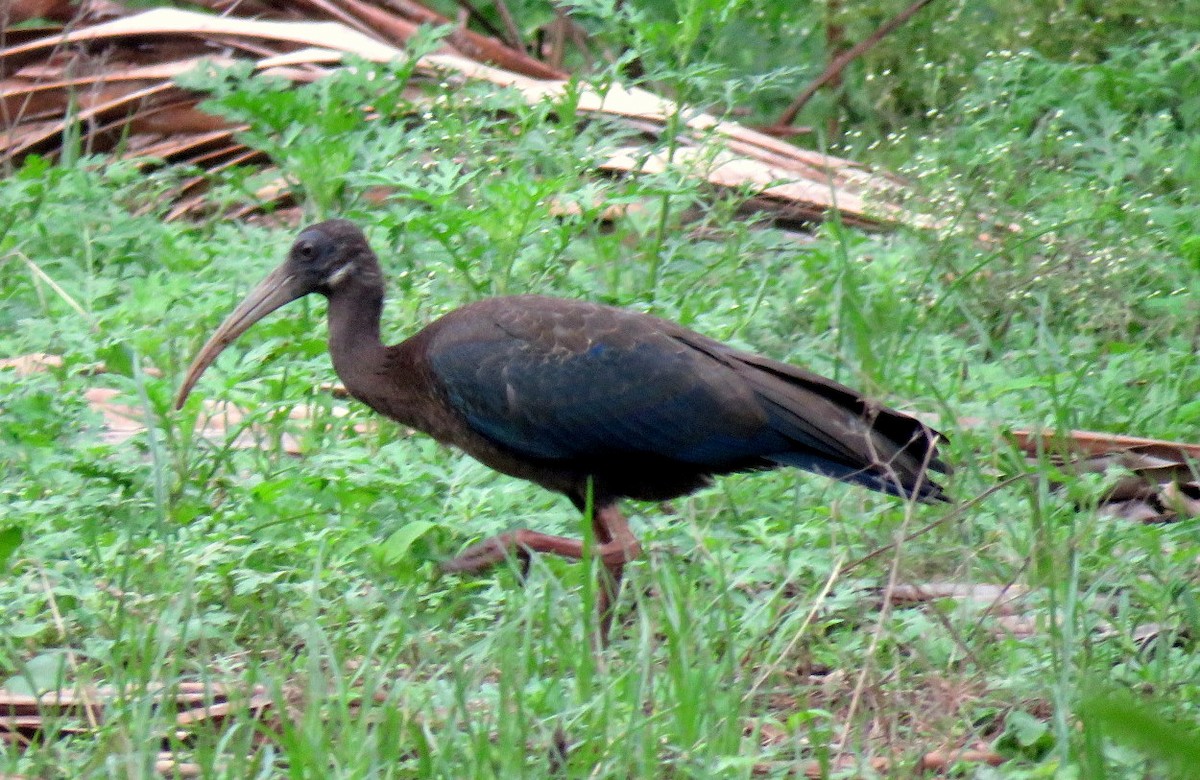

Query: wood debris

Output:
[1, 681, 271, 742]
[1, 681, 273, 776]
[882, 578, 1192, 647]
[749, 747, 1005, 776]
[911, 416, 1200, 523]
[1001, 424, 1200, 522]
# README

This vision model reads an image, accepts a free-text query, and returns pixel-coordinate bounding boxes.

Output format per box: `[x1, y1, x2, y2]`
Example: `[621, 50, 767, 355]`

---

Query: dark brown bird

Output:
[176, 219, 949, 634]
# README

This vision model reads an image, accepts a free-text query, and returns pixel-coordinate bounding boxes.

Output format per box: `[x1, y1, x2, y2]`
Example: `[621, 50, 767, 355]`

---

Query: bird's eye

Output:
[297, 241, 316, 260]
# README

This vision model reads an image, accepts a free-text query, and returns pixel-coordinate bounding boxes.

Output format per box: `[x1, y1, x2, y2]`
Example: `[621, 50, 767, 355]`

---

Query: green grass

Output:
[3, 24, 1200, 779]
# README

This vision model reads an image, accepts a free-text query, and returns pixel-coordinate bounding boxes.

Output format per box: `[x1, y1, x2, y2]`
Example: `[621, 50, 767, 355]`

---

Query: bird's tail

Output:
[734, 352, 951, 503]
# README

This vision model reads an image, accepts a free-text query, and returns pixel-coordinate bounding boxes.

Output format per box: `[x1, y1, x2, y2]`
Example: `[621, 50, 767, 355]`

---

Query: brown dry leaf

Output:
[126, 128, 241, 164]
[173, 693, 273, 728]
[84, 387, 150, 446]
[885, 581, 1044, 640]
[5, 0, 71, 24]
[4, 82, 184, 162]
[6, 0, 121, 25]
[599, 145, 913, 229]
[152, 756, 202, 778]
[918, 748, 1005, 770]
[2, 352, 368, 452]
[1005, 426, 1200, 462]
[0, 353, 163, 377]
[889, 582, 1028, 616]
[0, 681, 263, 716]
[86, 387, 373, 452]
[747, 718, 790, 747]
[0, 353, 63, 375]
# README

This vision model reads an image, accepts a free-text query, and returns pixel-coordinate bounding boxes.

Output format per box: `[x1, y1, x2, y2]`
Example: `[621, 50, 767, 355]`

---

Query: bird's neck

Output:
[326, 279, 388, 389]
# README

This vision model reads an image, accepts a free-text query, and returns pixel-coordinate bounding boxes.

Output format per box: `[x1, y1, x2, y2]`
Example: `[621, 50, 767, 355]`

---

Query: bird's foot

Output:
[440, 528, 639, 574]
[441, 506, 642, 645]
[440, 531, 533, 575]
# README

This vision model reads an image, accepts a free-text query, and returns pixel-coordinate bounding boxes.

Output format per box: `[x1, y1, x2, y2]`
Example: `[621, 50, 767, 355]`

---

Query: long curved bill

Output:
[174, 264, 301, 410]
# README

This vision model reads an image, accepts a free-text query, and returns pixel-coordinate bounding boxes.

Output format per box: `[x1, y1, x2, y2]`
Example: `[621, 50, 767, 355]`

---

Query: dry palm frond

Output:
[2, 3, 927, 229]
[941, 419, 1200, 523]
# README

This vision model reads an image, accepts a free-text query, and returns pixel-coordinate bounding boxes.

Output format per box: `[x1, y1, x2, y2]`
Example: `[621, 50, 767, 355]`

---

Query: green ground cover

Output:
[2, 4, 1199, 776]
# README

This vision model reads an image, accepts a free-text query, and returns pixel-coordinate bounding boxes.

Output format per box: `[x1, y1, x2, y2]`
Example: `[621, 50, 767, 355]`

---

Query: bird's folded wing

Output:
[428, 321, 771, 464]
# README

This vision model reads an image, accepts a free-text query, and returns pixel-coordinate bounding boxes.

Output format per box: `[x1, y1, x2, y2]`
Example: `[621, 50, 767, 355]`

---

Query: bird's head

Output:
[174, 219, 378, 409]
[286, 218, 380, 297]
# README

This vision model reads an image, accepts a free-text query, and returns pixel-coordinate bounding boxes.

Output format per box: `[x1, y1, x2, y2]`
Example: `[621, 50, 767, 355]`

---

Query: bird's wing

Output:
[730, 349, 951, 475]
[669, 329, 949, 495]
[424, 298, 771, 464]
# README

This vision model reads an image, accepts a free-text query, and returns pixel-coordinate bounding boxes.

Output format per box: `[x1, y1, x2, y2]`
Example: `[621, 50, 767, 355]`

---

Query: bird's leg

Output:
[440, 508, 640, 574]
[589, 504, 639, 638]
[441, 505, 641, 638]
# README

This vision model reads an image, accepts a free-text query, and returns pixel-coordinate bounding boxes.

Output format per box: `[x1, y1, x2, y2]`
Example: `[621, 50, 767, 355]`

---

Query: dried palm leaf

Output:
[2, 4, 927, 229]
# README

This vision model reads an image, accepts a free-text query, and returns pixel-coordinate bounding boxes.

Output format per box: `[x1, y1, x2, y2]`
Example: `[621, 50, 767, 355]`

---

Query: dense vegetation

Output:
[2, 1, 1199, 776]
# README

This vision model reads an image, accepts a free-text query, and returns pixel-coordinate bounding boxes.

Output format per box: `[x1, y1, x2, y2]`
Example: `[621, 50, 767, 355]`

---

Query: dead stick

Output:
[452, 0, 518, 49]
[777, 0, 937, 127]
[546, 7, 567, 70]
[492, 0, 526, 52]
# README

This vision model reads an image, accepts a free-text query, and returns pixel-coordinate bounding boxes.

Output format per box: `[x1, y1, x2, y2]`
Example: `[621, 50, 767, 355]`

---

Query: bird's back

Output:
[411, 295, 948, 505]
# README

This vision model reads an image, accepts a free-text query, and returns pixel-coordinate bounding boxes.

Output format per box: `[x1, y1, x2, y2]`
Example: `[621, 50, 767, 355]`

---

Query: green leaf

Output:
[996, 710, 1054, 760]
[0, 526, 22, 569]
[4, 651, 69, 695]
[1008, 710, 1050, 747]
[1173, 398, 1200, 426]
[1080, 688, 1200, 772]
[16, 154, 50, 182]
[378, 521, 438, 566]
[1179, 234, 1200, 269]
[6, 620, 49, 640]
[97, 342, 134, 377]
